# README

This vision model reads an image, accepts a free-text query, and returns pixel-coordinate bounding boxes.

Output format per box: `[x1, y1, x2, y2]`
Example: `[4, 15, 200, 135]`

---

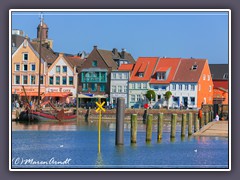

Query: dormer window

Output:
[138, 72, 144, 77]
[223, 73, 228, 79]
[157, 72, 166, 80]
[192, 64, 198, 70]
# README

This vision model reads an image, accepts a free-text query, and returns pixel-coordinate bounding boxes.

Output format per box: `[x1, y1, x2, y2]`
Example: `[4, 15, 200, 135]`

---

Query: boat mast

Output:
[37, 13, 43, 106]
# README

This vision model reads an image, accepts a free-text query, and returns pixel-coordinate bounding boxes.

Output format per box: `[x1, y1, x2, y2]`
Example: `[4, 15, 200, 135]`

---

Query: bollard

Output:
[181, 114, 187, 137]
[200, 112, 205, 128]
[205, 112, 209, 124]
[131, 114, 138, 143]
[116, 98, 125, 145]
[146, 114, 153, 142]
[194, 113, 199, 132]
[188, 113, 193, 136]
[170, 114, 177, 138]
[157, 113, 164, 140]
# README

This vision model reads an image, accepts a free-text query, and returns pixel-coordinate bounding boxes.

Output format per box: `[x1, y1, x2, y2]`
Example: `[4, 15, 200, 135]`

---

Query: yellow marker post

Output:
[96, 100, 106, 153]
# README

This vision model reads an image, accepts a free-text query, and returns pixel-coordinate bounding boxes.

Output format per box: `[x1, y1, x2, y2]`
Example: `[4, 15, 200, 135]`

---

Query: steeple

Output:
[37, 13, 48, 41]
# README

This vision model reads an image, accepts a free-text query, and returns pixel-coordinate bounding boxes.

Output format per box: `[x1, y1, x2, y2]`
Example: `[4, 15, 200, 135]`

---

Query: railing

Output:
[82, 77, 107, 83]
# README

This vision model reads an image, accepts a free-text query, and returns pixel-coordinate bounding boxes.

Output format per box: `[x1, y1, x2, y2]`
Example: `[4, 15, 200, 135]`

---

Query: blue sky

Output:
[11, 10, 229, 64]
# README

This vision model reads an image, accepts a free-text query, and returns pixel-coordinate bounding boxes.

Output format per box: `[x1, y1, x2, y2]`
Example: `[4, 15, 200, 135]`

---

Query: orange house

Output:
[213, 87, 228, 104]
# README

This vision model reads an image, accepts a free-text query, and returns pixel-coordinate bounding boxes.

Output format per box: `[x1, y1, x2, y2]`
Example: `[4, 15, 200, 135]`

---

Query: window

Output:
[112, 85, 116, 93]
[192, 64, 198, 70]
[62, 66, 67, 73]
[190, 97, 195, 105]
[179, 84, 182, 90]
[40, 76, 44, 85]
[207, 75, 210, 81]
[138, 72, 144, 77]
[82, 83, 88, 91]
[137, 95, 141, 102]
[132, 83, 135, 89]
[185, 84, 189, 90]
[49, 77, 54, 85]
[92, 61, 98, 67]
[62, 76, 67, 85]
[15, 75, 20, 84]
[23, 75, 28, 84]
[118, 86, 122, 93]
[191, 85, 195, 91]
[23, 64, 28, 71]
[119, 73, 122, 79]
[209, 85, 212, 92]
[31, 64, 36, 71]
[172, 84, 176, 90]
[142, 83, 147, 89]
[91, 83, 97, 91]
[123, 73, 128, 79]
[223, 73, 228, 79]
[23, 53, 28, 61]
[100, 84, 106, 92]
[56, 66, 60, 73]
[130, 95, 135, 102]
[30, 75, 36, 84]
[135, 83, 141, 89]
[113, 73, 116, 79]
[56, 76, 60, 85]
[157, 72, 166, 80]
[203, 74, 206, 80]
[69, 76, 74, 85]
[123, 85, 127, 92]
[15, 64, 20, 71]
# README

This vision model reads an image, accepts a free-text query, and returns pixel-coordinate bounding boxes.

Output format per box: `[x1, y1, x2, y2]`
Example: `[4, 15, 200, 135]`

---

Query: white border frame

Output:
[9, 9, 231, 172]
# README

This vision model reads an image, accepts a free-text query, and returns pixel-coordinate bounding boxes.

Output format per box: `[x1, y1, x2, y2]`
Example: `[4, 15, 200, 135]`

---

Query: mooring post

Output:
[194, 113, 199, 132]
[131, 114, 137, 143]
[157, 113, 164, 141]
[116, 97, 125, 145]
[200, 112, 204, 128]
[205, 112, 209, 124]
[170, 114, 177, 138]
[146, 114, 153, 142]
[188, 113, 193, 136]
[181, 113, 187, 137]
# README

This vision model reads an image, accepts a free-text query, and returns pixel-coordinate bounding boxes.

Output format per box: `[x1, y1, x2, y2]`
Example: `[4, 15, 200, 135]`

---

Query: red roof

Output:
[150, 58, 181, 84]
[118, 64, 134, 71]
[130, 57, 159, 82]
[213, 80, 228, 90]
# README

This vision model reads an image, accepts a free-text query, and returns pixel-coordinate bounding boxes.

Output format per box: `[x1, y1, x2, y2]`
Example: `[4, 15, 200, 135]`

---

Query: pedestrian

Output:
[198, 108, 203, 120]
[215, 114, 219, 121]
[16, 101, 20, 109]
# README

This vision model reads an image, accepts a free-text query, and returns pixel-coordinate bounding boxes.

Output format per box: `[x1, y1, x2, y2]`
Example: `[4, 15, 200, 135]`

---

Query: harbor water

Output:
[11, 121, 229, 169]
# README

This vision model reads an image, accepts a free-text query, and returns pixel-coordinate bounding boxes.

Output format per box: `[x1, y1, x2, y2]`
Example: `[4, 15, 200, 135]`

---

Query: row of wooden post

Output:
[130, 111, 213, 143]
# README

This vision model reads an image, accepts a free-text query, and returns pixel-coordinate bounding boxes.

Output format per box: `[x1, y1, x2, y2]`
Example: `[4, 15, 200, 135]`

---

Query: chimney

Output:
[112, 48, 118, 55]
[93, 45, 98, 50]
[121, 48, 126, 59]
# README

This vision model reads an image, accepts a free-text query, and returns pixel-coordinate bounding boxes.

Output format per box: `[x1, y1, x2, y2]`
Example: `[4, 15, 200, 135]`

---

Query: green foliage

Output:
[146, 90, 156, 102]
[164, 91, 172, 101]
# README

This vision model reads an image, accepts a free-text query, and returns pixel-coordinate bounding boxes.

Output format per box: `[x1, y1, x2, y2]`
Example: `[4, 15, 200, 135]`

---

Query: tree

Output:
[146, 90, 156, 106]
[164, 91, 172, 109]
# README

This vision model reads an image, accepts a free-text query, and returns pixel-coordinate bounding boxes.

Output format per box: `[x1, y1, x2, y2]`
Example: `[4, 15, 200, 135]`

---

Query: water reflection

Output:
[95, 153, 104, 168]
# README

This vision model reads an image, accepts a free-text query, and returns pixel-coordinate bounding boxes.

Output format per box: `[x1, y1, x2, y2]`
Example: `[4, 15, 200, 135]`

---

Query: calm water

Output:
[11, 121, 229, 169]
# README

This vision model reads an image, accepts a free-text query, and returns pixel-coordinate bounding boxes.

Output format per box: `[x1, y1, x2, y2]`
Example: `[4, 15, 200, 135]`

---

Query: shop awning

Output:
[43, 92, 72, 98]
[19, 92, 44, 97]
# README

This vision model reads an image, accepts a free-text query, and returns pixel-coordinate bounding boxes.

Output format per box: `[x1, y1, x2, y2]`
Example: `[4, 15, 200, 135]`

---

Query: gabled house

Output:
[78, 46, 135, 104]
[12, 38, 48, 100]
[149, 58, 181, 108]
[209, 64, 229, 104]
[171, 59, 213, 109]
[129, 57, 159, 108]
[110, 64, 134, 108]
[43, 53, 81, 103]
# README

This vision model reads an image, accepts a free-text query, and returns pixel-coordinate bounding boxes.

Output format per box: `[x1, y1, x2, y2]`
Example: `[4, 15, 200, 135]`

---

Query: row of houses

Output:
[11, 19, 228, 109]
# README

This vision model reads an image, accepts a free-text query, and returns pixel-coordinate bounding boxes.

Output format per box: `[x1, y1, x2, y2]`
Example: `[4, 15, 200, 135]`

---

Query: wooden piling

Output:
[194, 113, 199, 132]
[181, 114, 187, 137]
[170, 114, 177, 138]
[205, 112, 209, 124]
[131, 114, 138, 143]
[188, 113, 193, 135]
[116, 98, 125, 145]
[200, 112, 204, 128]
[146, 114, 153, 142]
[157, 113, 164, 140]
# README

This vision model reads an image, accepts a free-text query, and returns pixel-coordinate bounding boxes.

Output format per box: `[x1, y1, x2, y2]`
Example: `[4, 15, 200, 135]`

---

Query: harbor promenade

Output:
[193, 121, 228, 137]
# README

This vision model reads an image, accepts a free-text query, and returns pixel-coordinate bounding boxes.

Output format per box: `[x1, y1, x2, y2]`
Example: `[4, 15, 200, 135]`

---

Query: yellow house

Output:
[12, 38, 47, 100]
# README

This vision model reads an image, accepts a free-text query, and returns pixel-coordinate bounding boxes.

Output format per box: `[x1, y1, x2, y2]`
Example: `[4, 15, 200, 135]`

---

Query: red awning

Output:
[19, 92, 44, 96]
[43, 92, 72, 98]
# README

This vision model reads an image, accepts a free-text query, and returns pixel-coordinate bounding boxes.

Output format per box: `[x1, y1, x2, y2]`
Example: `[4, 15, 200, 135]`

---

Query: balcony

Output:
[82, 76, 107, 83]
